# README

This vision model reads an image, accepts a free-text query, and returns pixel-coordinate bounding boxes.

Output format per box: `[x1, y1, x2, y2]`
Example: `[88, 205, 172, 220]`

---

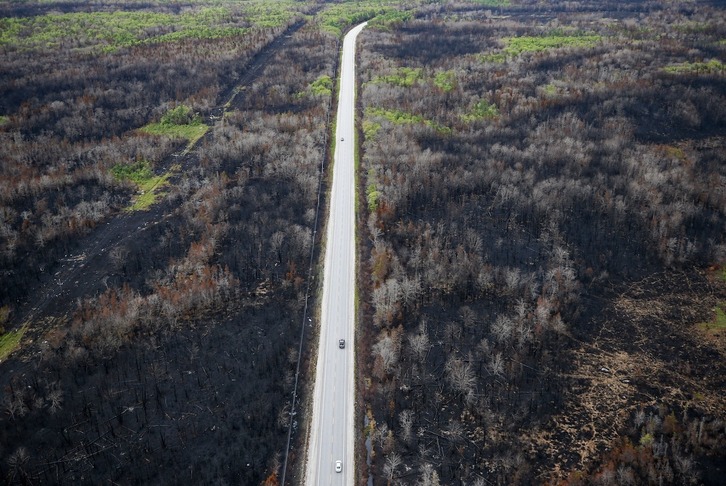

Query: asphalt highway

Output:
[305, 21, 367, 486]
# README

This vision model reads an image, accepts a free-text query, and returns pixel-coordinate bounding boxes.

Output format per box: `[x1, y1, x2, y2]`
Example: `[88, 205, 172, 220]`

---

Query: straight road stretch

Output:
[305, 21, 367, 486]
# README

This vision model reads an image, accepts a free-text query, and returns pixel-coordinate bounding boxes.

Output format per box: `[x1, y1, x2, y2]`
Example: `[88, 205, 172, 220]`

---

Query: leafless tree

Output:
[399, 409, 414, 445]
[383, 452, 403, 484]
[491, 315, 514, 345]
[418, 463, 441, 486]
[489, 352, 505, 378]
[445, 355, 476, 396]
[373, 330, 401, 374]
[408, 321, 430, 363]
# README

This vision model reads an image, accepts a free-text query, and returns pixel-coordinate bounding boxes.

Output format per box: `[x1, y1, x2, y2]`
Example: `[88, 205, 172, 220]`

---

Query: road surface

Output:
[305, 21, 366, 486]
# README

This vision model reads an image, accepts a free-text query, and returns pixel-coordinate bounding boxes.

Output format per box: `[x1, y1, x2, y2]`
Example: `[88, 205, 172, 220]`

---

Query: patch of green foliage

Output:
[0, 306, 25, 361]
[461, 99, 499, 122]
[129, 171, 174, 211]
[310, 75, 333, 96]
[434, 70, 457, 92]
[372, 67, 423, 87]
[367, 107, 450, 133]
[367, 9, 411, 30]
[366, 169, 380, 212]
[663, 59, 725, 75]
[363, 119, 382, 140]
[161, 105, 201, 125]
[480, 52, 507, 63]
[111, 160, 154, 185]
[111, 160, 174, 211]
[471, 0, 510, 5]
[700, 303, 726, 331]
[674, 22, 712, 34]
[317, 1, 402, 37]
[502, 34, 601, 56]
[140, 105, 209, 151]
[542, 83, 558, 96]
[244, 1, 297, 28]
[640, 433, 655, 447]
[0, 3, 295, 52]
[0, 115, 9, 126]
[141, 123, 209, 150]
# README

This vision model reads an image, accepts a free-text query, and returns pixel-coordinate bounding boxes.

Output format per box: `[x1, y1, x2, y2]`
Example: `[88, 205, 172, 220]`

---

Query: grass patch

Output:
[111, 160, 175, 211]
[663, 59, 725, 75]
[141, 123, 209, 151]
[0, 329, 25, 361]
[0, 115, 9, 126]
[434, 70, 457, 92]
[140, 105, 209, 152]
[699, 302, 726, 331]
[502, 34, 601, 56]
[129, 172, 174, 211]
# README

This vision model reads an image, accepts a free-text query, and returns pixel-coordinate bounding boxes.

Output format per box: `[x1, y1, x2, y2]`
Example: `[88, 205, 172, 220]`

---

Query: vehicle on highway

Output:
[335, 460, 342, 473]
[339, 339, 345, 349]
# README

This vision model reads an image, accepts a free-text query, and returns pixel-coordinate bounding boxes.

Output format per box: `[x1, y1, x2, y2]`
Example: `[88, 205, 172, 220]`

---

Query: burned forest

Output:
[357, 0, 726, 485]
[0, 0, 725, 485]
[0, 0, 342, 483]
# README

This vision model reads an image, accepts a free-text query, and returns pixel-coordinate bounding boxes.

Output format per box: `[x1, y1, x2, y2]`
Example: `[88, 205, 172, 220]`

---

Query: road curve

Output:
[305, 21, 366, 486]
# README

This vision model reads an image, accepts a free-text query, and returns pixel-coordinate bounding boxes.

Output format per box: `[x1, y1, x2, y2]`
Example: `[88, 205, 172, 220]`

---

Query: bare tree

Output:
[418, 463, 441, 486]
[489, 352, 505, 378]
[373, 331, 401, 374]
[445, 355, 476, 396]
[400, 275, 422, 308]
[408, 321, 430, 363]
[384, 452, 403, 484]
[399, 409, 414, 445]
[491, 315, 514, 345]
[47, 388, 63, 415]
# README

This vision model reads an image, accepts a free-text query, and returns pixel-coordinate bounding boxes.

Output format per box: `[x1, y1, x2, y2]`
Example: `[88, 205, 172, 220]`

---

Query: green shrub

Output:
[461, 99, 499, 122]
[373, 67, 423, 87]
[503, 34, 601, 56]
[434, 70, 457, 92]
[663, 59, 725, 75]
[310, 75, 333, 96]
[161, 105, 201, 126]
[111, 160, 154, 184]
